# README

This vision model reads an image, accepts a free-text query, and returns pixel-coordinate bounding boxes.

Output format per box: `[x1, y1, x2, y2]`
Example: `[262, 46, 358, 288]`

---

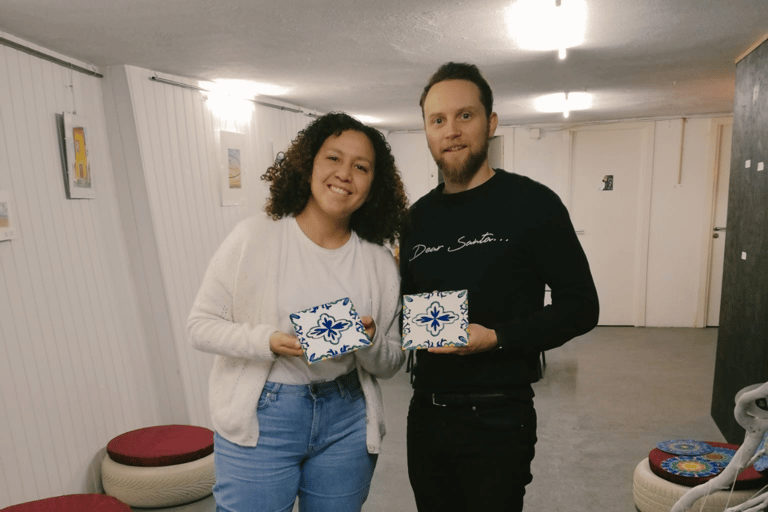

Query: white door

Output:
[569, 124, 653, 326]
[706, 121, 733, 326]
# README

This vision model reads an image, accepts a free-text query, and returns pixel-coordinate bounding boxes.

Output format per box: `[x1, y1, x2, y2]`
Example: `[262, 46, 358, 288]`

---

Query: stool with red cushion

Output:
[634, 440, 768, 512]
[648, 441, 768, 489]
[1, 494, 130, 512]
[101, 425, 215, 508]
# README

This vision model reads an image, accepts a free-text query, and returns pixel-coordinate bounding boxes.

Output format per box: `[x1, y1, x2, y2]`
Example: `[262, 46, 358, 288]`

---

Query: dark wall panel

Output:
[711, 39, 768, 443]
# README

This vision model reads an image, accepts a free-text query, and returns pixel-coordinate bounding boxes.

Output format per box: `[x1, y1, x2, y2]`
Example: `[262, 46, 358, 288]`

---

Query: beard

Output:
[434, 132, 491, 188]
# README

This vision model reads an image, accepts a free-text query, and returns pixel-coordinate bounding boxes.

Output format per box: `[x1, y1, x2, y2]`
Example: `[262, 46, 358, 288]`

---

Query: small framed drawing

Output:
[402, 290, 469, 350]
[220, 131, 247, 206]
[290, 297, 371, 364]
[59, 113, 95, 199]
[0, 190, 18, 241]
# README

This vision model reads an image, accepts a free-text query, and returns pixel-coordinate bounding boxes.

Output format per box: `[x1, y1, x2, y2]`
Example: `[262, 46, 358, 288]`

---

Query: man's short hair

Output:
[419, 62, 494, 119]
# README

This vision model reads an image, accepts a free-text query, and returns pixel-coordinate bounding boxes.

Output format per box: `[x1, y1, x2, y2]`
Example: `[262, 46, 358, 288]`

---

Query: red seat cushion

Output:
[1, 494, 130, 512]
[649, 441, 768, 489]
[106, 425, 214, 467]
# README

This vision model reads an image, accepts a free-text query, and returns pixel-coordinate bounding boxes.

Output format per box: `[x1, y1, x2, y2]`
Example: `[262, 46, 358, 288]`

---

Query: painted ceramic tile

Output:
[402, 290, 468, 350]
[290, 297, 371, 364]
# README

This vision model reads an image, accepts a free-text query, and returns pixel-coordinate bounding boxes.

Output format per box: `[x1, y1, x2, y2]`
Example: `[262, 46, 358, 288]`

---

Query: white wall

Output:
[389, 117, 728, 328]
[0, 33, 311, 507]
[388, 131, 437, 205]
[0, 34, 158, 504]
[102, 65, 311, 431]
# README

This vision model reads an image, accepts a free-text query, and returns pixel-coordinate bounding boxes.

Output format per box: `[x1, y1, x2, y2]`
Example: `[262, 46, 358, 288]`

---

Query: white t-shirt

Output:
[267, 217, 371, 384]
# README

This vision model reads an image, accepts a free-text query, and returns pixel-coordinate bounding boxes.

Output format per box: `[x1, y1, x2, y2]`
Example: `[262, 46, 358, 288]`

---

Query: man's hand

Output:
[269, 331, 304, 357]
[361, 315, 376, 341]
[428, 323, 498, 355]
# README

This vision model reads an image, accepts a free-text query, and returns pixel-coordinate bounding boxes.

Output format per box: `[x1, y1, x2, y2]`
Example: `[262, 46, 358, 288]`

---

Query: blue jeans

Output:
[213, 371, 377, 512]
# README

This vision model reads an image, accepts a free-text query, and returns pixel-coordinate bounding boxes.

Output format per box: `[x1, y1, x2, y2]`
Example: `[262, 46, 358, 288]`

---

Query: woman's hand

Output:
[269, 331, 304, 357]
[361, 316, 376, 341]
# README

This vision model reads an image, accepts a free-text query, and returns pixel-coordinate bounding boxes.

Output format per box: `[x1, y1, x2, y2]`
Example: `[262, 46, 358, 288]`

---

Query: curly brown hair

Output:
[262, 112, 409, 246]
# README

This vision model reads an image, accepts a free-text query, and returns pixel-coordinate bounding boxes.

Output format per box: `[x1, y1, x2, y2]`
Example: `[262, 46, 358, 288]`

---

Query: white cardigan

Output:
[187, 214, 405, 452]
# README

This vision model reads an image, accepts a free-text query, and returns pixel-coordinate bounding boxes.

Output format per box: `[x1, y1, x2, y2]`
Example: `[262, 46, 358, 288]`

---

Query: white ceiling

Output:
[1, 0, 766, 131]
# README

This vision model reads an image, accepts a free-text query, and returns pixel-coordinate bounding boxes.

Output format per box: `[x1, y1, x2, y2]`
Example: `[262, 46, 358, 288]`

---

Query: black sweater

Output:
[400, 170, 599, 394]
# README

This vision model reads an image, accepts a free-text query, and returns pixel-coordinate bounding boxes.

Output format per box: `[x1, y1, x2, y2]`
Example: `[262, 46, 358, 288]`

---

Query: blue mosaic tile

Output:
[661, 456, 722, 478]
[754, 432, 768, 472]
[700, 445, 736, 467]
[657, 439, 713, 456]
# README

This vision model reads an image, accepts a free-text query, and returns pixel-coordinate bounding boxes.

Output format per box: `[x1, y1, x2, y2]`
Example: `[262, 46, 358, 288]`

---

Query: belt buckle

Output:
[431, 393, 447, 407]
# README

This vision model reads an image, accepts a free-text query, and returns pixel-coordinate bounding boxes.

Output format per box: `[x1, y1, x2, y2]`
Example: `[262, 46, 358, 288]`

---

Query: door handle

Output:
[575, 230, 585, 235]
[714, 226, 726, 231]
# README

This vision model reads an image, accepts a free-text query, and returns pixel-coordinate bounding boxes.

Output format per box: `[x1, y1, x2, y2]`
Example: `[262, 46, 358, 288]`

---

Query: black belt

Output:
[413, 390, 515, 407]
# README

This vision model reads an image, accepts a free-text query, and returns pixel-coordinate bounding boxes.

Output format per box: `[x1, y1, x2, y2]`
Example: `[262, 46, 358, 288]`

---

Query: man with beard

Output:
[399, 62, 599, 512]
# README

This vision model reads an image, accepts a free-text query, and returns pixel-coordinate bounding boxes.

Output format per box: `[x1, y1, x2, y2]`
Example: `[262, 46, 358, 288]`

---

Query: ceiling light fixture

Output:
[533, 91, 593, 118]
[505, 0, 587, 59]
[198, 79, 291, 124]
[199, 79, 291, 98]
[203, 92, 255, 124]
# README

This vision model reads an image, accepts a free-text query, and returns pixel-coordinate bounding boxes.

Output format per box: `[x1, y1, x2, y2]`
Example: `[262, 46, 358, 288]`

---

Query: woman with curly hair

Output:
[188, 112, 409, 512]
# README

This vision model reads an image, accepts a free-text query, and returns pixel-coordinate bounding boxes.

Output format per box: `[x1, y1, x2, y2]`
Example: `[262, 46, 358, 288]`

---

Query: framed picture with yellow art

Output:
[59, 113, 95, 199]
[220, 131, 247, 206]
[0, 190, 18, 242]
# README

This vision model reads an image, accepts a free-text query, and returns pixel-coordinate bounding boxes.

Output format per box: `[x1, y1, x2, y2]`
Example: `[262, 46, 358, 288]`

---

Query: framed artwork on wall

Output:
[220, 131, 247, 206]
[58, 113, 95, 199]
[0, 190, 18, 241]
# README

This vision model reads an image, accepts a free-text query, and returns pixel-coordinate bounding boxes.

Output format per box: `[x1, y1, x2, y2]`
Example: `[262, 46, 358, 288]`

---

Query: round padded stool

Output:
[648, 441, 768, 490]
[1, 494, 130, 512]
[101, 425, 215, 508]
[633, 458, 757, 512]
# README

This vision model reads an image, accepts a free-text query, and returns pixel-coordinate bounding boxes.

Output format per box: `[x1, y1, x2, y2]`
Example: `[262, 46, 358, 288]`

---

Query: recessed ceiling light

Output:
[203, 93, 254, 124]
[533, 92, 593, 116]
[505, 0, 587, 57]
[199, 79, 290, 98]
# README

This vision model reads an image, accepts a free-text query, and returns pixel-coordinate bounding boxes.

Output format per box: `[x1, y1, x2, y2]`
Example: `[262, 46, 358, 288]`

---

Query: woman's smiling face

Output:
[303, 129, 375, 225]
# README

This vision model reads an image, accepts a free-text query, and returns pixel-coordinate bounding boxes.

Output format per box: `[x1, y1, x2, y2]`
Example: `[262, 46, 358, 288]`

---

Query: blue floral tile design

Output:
[402, 290, 468, 350]
[290, 297, 371, 364]
[660, 456, 722, 478]
[307, 313, 352, 344]
[656, 439, 713, 456]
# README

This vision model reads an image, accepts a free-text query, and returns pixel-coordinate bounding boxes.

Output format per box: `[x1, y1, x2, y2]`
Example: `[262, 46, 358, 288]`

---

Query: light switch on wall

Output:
[742, 251, 747, 260]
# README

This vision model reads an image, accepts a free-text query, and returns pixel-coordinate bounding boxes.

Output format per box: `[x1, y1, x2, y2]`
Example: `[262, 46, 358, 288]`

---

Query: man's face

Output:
[422, 79, 497, 187]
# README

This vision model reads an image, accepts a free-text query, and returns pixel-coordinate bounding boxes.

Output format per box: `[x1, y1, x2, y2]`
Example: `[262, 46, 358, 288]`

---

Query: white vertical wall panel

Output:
[0, 36, 158, 507]
[121, 66, 310, 429]
[387, 131, 434, 205]
[0, 44, 312, 506]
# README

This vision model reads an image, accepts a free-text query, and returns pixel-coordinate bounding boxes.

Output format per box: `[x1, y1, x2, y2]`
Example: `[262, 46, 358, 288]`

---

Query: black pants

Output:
[406, 394, 537, 512]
